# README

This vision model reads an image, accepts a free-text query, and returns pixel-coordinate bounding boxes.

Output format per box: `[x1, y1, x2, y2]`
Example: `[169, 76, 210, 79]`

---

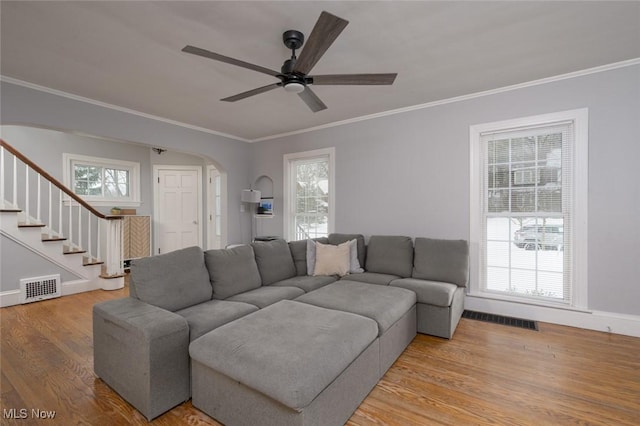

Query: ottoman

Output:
[189, 300, 380, 426]
[295, 280, 417, 374]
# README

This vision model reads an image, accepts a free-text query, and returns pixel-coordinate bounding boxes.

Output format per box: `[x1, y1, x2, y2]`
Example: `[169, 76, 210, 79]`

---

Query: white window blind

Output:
[284, 148, 335, 241]
[470, 109, 588, 309]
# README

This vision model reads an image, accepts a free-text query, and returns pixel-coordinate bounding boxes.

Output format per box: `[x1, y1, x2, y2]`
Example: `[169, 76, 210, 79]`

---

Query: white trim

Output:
[206, 165, 226, 249]
[0, 279, 101, 308]
[62, 152, 141, 207]
[252, 58, 640, 142]
[3, 59, 638, 144]
[465, 295, 640, 338]
[469, 108, 588, 310]
[152, 165, 203, 254]
[0, 290, 20, 307]
[0, 75, 250, 143]
[61, 278, 99, 296]
[283, 147, 335, 241]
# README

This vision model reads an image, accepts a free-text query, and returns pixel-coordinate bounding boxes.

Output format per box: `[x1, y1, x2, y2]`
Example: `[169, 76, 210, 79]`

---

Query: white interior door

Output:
[154, 166, 202, 254]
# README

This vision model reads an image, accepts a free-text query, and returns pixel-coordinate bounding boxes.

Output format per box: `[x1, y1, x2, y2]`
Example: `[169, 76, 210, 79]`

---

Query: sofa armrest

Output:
[93, 297, 190, 420]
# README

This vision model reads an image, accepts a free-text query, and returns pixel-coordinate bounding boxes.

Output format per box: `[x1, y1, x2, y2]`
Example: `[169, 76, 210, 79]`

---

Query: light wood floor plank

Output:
[1, 285, 638, 425]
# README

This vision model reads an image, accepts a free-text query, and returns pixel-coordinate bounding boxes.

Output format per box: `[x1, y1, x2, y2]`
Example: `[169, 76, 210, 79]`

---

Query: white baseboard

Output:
[61, 279, 99, 296]
[465, 295, 640, 338]
[0, 279, 99, 308]
[0, 290, 20, 307]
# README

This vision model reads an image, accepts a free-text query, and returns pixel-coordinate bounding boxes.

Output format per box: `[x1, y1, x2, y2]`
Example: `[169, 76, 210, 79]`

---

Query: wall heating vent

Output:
[19, 274, 61, 304]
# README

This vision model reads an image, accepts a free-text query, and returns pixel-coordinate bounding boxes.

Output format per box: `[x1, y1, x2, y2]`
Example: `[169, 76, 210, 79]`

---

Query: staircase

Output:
[1, 139, 124, 307]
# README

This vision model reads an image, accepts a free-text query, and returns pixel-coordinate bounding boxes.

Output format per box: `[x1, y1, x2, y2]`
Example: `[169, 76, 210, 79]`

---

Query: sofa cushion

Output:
[205, 245, 262, 299]
[339, 272, 399, 286]
[270, 275, 337, 293]
[176, 299, 258, 341]
[129, 246, 212, 312]
[306, 239, 318, 275]
[390, 278, 458, 307]
[328, 233, 366, 270]
[295, 281, 416, 336]
[365, 235, 414, 278]
[251, 239, 297, 285]
[226, 286, 304, 308]
[189, 300, 378, 410]
[313, 241, 351, 276]
[289, 237, 328, 276]
[413, 238, 470, 287]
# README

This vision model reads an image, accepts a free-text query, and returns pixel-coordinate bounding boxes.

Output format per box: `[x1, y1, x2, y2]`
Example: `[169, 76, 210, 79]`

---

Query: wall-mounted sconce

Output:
[241, 189, 261, 203]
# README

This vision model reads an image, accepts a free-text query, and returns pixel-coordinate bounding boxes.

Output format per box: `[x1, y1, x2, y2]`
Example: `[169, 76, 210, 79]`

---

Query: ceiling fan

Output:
[181, 11, 397, 112]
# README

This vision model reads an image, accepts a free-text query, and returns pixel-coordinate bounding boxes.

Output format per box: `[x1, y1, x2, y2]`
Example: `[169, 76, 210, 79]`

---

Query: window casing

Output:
[284, 148, 335, 241]
[470, 109, 588, 309]
[63, 153, 140, 207]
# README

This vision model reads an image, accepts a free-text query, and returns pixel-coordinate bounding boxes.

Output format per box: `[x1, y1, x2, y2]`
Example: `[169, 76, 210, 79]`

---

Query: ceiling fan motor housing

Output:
[282, 30, 304, 50]
[281, 58, 297, 75]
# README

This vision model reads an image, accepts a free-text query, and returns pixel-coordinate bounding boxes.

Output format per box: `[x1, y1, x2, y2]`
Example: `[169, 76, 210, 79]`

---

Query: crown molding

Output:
[251, 57, 640, 142]
[0, 75, 251, 143]
[3, 57, 639, 144]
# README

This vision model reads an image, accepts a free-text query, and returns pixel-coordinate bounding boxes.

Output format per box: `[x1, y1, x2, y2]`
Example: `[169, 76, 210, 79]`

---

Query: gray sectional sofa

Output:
[93, 233, 469, 424]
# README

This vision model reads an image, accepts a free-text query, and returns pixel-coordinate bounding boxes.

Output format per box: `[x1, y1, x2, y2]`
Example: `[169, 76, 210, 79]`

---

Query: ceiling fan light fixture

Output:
[284, 81, 305, 93]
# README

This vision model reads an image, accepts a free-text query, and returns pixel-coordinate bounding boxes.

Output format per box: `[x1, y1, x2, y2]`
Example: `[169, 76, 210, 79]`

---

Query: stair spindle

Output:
[68, 198, 73, 250]
[59, 189, 63, 239]
[37, 174, 42, 223]
[24, 164, 30, 224]
[97, 219, 102, 261]
[48, 182, 53, 237]
[87, 210, 92, 261]
[12, 155, 18, 208]
[77, 201, 82, 253]
[1, 147, 4, 207]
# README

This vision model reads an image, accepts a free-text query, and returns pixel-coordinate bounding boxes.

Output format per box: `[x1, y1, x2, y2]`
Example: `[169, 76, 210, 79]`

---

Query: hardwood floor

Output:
[1, 285, 638, 425]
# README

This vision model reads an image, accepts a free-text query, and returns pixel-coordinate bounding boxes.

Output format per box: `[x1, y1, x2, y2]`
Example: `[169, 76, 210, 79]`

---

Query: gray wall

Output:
[0, 81, 255, 242]
[1, 125, 154, 215]
[251, 64, 640, 316]
[2, 64, 638, 316]
[1, 236, 80, 291]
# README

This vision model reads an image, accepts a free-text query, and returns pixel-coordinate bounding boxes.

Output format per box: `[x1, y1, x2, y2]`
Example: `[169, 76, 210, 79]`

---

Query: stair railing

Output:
[0, 139, 124, 278]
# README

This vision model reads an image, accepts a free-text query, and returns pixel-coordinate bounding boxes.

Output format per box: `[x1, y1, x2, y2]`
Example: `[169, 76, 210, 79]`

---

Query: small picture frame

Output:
[257, 197, 273, 215]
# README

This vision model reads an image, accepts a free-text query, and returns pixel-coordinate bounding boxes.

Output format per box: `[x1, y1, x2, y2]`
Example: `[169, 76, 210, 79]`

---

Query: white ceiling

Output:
[2, 1, 639, 141]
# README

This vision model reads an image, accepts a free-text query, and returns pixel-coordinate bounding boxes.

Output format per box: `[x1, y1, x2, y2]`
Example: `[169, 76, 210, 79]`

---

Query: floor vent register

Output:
[462, 310, 538, 331]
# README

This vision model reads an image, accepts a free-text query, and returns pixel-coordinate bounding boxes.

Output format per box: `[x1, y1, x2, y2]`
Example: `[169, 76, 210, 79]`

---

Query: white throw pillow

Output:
[313, 241, 351, 276]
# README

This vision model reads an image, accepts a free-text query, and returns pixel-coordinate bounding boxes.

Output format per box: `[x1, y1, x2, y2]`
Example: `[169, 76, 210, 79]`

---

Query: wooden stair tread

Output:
[18, 222, 46, 228]
[63, 249, 87, 255]
[42, 236, 67, 242]
[100, 273, 125, 279]
[84, 260, 104, 266]
[0, 208, 22, 213]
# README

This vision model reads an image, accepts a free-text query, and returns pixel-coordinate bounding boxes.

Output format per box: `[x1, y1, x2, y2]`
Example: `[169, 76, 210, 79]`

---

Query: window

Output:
[284, 148, 335, 240]
[63, 154, 140, 206]
[470, 109, 588, 309]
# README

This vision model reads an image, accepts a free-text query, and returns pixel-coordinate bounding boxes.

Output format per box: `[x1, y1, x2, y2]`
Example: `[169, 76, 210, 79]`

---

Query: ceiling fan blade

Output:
[293, 11, 349, 75]
[221, 83, 281, 102]
[298, 87, 327, 112]
[312, 73, 398, 85]
[182, 45, 280, 77]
